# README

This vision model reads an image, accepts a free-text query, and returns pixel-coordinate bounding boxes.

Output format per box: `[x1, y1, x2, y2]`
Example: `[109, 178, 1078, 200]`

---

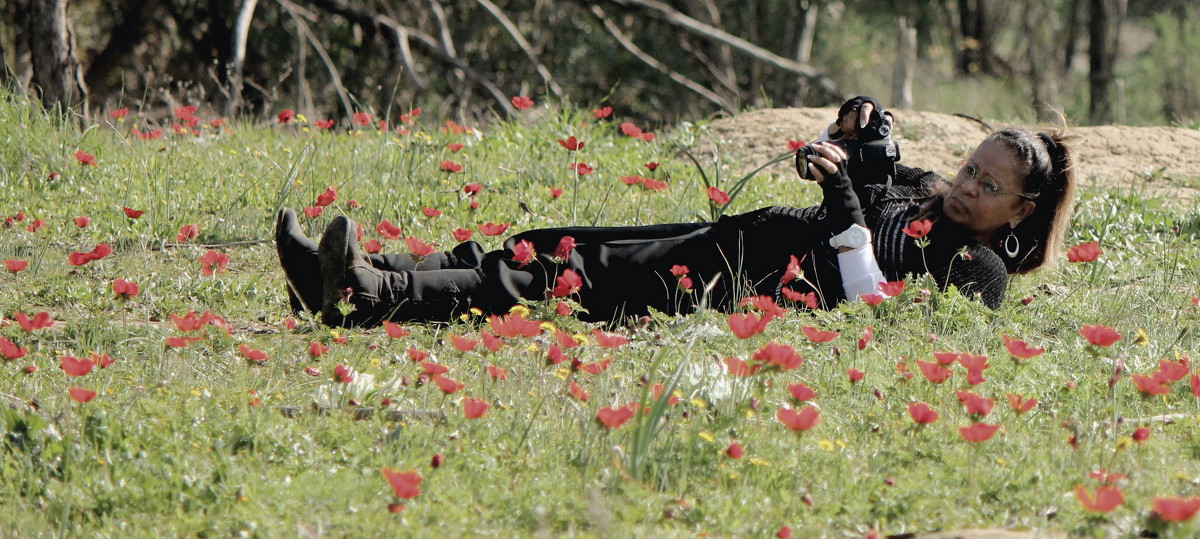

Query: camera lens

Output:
[877, 124, 891, 138]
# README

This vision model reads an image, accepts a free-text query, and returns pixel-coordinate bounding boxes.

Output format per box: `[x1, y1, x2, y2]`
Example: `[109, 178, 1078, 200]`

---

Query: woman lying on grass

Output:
[276, 97, 1078, 328]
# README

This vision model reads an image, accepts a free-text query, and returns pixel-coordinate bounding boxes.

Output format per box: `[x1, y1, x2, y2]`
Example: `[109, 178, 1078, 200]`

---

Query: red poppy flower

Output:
[1132, 373, 1171, 396]
[596, 404, 636, 429]
[620, 122, 642, 138]
[314, 119, 334, 129]
[112, 278, 139, 299]
[931, 351, 959, 365]
[406, 348, 429, 362]
[420, 361, 449, 376]
[958, 422, 999, 442]
[551, 269, 583, 297]
[901, 219, 933, 238]
[239, 345, 268, 364]
[439, 160, 463, 173]
[728, 313, 769, 339]
[552, 236, 576, 261]
[568, 380, 590, 401]
[846, 368, 865, 382]
[801, 326, 839, 343]
[1158, 359, 1189, 382]
[777, 525, 792, 539]
[787, 140, 807, 152]
[169, 310, 209, 332]
[175, 223, 199, 242]
[1132, 426, 1150, 444]
[488, 312, 541, 339]
[164, 336, 203, 348]
[956, 353, 990, 386]
[306, 341, 328, 358]
[198, 250, 230, 276]
[486, 365, 508, 380]
[477, 222, 510, 237]
[74, 150, 97, 166]
[592, 107, 613, 119]
[592, 329, 629, 348]
[570, 162, 593, 175]
[122, 207, 144, 218]
[68, 387, 97, 403]
[1079, 324, 1121, 347]
[752, 341, 804, 370]
[908, 402, 939, 424]
[449, 334, 478, 352]
[1006, 393, 1037, 414]
[331, 364, 354, 383]
[547, 186, 564, 199]
[740, 295, 787, 319]
[858, 326, 873, 350]
[1001, 335, 1044, 359]
[351, 112, 371, 126]
[0, 337, 27, 360]
[302, 206, 323, 218]
[721, 357, 760, 377]
[375, 219, 402, 240]
[1075, 485, 1123, 512]
[442, 142, 464, 153]
[420, 207, 441, 219]
[877, 280, 906, 297]
[860, 293, 886, 305]
[69, 243, 113, 266]
[14, 311, 54, 331]
[957, 390, 994, 417]
[132, 128, 163, 140]
[381, 469, 422, 499]
[776, 406, 820, 431]
[669, 264, 689, 277]
[314, 186, 337, 207]
[361, 239, 382, 254]
[511, 96, 534, 110]
[277, 109, 295, 124]
[89, 352, 116, 368]
[380, 321, 408, 339]
[641, 178, 669, 192]
[111, 107, 129, 119]
[916, 360, 953, 384]
[547, 345, 568, 366]
[450, 227, 473, 242]
[707, 187, 731, 205]
[511, 239, 535, 268]
[405, 237, 436, 257]
[620, 175, 643, 187]
[73, 216, 90, 228]
[577, 358, 612, 375]
[726, 441, 744, 459]
[174, 105, 197, 119]
[1152, 497, 1200, 522]
[462, 397, 489, 419]
[558, 136, 584, 151]
[787, 382, 815, 402]
[781, 288, 819, 309]
[60, 354, 95, 377]
[480, 331, 504, 352]
[5, 259, 29, 273]
[1067, 240, 1102, 263]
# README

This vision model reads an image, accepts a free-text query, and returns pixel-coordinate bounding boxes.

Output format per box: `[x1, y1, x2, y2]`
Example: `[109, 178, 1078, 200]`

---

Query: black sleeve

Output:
[894, 164, 947, 190]
[935, 245, 1008, 310]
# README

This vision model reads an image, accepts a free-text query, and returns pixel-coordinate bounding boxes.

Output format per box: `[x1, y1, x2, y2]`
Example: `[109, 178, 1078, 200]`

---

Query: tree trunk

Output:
[1088, 0, 1118, 124]
[892, 17, 916, 110]
[225, 0, 260, 116]
[28, 0, 87, 113]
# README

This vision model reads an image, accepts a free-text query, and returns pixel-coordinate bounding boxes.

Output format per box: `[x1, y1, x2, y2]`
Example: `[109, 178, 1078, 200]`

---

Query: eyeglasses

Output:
[959, 163, 1038, 201]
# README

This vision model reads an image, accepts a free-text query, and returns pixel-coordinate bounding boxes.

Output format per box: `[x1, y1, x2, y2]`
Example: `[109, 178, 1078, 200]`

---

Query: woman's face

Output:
[942, 139, 1037, 243]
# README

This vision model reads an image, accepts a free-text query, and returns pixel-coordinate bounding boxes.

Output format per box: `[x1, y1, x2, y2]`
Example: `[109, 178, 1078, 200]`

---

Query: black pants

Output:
[364, 206, 831, 323]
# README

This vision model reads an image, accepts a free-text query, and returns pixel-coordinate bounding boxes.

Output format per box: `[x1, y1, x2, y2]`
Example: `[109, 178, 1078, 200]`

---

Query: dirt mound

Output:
[695, 107, 1200, 202]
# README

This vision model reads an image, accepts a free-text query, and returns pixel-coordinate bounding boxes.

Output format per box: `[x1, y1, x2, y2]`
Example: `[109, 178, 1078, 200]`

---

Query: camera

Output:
[795, 106, 901, 185]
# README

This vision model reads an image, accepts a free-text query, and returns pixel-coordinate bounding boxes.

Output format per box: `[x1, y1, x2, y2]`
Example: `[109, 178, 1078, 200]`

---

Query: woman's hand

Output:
[802, 142, 849, 184]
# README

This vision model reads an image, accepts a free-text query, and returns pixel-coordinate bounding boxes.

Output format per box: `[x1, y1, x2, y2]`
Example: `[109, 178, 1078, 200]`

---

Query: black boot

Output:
[319, 216, 484, 327]
[275, 208, 323, 313]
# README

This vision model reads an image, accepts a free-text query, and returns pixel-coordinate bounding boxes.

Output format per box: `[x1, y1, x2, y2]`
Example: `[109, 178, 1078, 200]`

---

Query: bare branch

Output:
[474, 0, 565, 98]
[278, 0, 355, 119]
[225, 0, 259, 116]
[588, 5, 734, 113]
[606, 0, 840, 101]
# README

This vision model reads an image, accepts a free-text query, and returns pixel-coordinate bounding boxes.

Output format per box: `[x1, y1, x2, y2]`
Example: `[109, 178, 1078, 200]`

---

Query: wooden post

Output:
[892, 17, 915, 110]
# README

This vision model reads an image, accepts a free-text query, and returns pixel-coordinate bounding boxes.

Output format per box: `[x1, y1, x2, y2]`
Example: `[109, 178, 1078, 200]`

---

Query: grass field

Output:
[1, 88, 1199, 537]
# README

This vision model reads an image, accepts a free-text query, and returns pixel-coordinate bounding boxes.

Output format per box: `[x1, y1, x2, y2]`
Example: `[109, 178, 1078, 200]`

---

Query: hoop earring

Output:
[1003, 231, 1020, 258]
